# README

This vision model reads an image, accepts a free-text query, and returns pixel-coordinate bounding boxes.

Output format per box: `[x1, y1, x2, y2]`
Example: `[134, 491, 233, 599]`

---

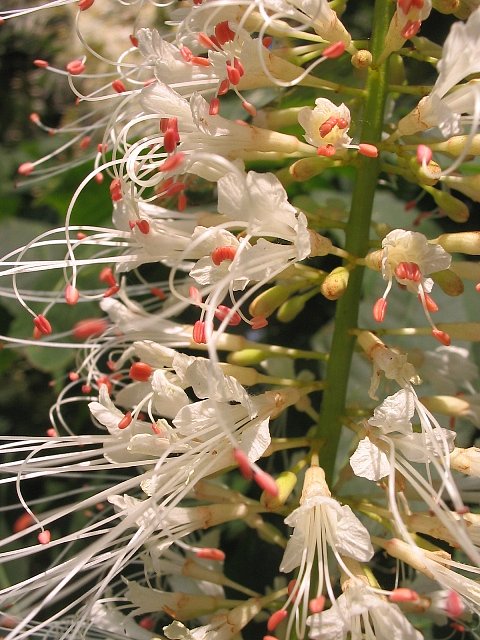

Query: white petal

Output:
[334, 505, 374, 561]
[350, 437, 390, 481]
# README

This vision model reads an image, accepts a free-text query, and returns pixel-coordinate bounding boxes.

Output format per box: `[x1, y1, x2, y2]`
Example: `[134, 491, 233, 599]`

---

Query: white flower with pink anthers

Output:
[298, 98, 352, 157]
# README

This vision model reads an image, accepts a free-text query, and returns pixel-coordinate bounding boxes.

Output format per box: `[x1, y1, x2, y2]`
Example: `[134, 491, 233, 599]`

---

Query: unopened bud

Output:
[434, 231, 480, 255]
[320, 266, 349, 300]
[443, 173, 480, 202]
[277, 295, 306, 323]
[450, 446, 480, 477]
[308, 231, 333, 257]
[420, 394, 472, 420]
[432, 0, 460, 14]
[351, 49, 372, 69]
[409, 156, 441, 186]
[431, 269, 464, 296]
[260, 471, 297, 509]
[423, 186, 469, 223]
[388, 53, 406, 85]
[431, 134, 480, 157]
[289, 156, 337, 181]
[249, 285, 293, 318]
[364, 249, 383, 271]
[227, 348, 268, 366]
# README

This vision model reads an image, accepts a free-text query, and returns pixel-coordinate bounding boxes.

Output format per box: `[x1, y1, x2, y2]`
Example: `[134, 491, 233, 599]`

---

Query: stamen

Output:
[78, 0, 95, 10]
[323, 41, 346, 59]
[38, 530, 51, 545]
[136, 220, 150, 234]
[317, 144, 335, 157]
[18, 162, 35, 176]
[373, 297, 387, 322]
[242, 101, 257, 117]
[66, 59, 86, 75]
[234, 448, 254, 479]
[33, 314, 52, 335]
[112, 79, 127, 93]
[211, 246, 237, 265]
[254, 468, 278, 496]
[195, 548, 226, 561]
[432, 328, 451, 346]
[118, 412, 133, 430]
[209, 97, 220, 116]
[446, 591, 465, 618]
[158, 152, 185, 172]
[129, 362, 154, 381]
[193, 320, 207, 344]
[267, 609, 288, 632]
[99, 267, 117, 287]
[358, 143, 379, 158]
[416, 144, 432, 165]
[215, 21, 235, 45]
[251, 316, 268, 330]
[73, 318, 108, 339]
[215, 305, 241, 326]
[13, 512, 34, 533]
[150, 287, 166, 300]
[389, 588, 419, 603]
[420, 292, 438, 312]
[65, 284, 79, 305]
[34, 59, 49, 68]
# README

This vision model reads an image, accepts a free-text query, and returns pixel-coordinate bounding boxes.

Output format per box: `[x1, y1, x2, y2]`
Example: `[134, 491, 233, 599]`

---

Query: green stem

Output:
[314, 0, 392, 483]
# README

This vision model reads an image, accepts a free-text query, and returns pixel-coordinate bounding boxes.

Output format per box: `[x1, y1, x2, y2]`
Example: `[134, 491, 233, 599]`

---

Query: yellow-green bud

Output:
[420, 394, 471, 419]
[423, 186, 469, 223]
[277, 295, 307, 323]
[249, 285, 294, 318]
[388, 54, 406, 86]
[351, 49, 372, 69]
[443, 173, 480, 202]
[409, 156, 441, 186]
[411, 36, 443, 58]
[320, 266, 350, 300]
[450, 260, 480, 282]
[437, 322, 480, 341]
[289, 156, 338, 181]
[260, 470, 297, 509]
[434, 231, 480, 255]
[431, 269, 464, 296]
[431, 134, 480, 157]
[227, 348, 268, 366]
[432, 0, 460, 14]
[364, 249, 383, 271]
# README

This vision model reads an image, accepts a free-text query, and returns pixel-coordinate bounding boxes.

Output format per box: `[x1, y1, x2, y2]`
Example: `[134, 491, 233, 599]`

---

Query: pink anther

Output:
[234, 448, 254, 479]
[323, 41, 346, 59]
[109, 178, 122, 202]
[118, 412, 133, 430]
[195, 548, 226, 561]
[18, 162, 35, 176]
[389, 588, 419, 603]
[159, 152, 185, 172]
[251, 316, 268, 330]
[112, 79, 127, 93]
[309, 596, 326, 613]
[198, 32, 216, 49]
[73, 318, 108, 339]
[267, 610, 288, 632]
[136, 219, 150, 234]
[421, 292, 438, 313]
[209, 97, 220, 115]
[193, 320, 207, 344]
[254, 469, 278, 496]
[151, 287, 166, 300]
[317, 144, 336, 157]
[65, 284, 79, 305]
[446, 590, 465, 618]
[211, 245, 237, 265]
[180, 46, 193, 62]
[78, 0, 95, 9]
[129, 362, 153, 382]
[416, 144, 432, 165]
[189, 286, 202, 305]
[99, 267, 117, 287]
[432, 328, 451, 346]
[358, 143, 379, 158]
[68, 371, 80, 381]
[34, 315, 52, 335]
[29, 113, 40, 124]
[215, 21, 235, 45]
[13, 512, 34, 533]
[38, 530, 51, 545]
[215, 305, 241, 326]
[226, 63, 241, 85]
[129, 34, 139, 47]
[191, 55, 211, 67]
[319, 116, 337, 138]
[373, 297, 387, 322]
[395, 261, 421, 282]
[33, 59, 49, 68]
[139, 617, 155, 631]
[66, 59, 86, 75]
[242, 100, 257, 116]
[218, 79, 230, 95]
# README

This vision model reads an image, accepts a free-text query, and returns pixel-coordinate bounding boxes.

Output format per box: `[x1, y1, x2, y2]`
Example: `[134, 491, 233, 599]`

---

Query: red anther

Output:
[287, 579, 297, 596]
[226, 64, 241, 85]
[215, 305, 241, 326]
[416, 144, 432, 165]
[233, 57, 245, 76]
[95, 172, 104, 184]
[309, 596, 326, 613]
[34, 315, 52, 336]
[401, 19, 421, 38]
[38, 530, 51, 545]
[254, 469, 278, 496]
[79, 136, 91, 150]
[34, 59, 49, 68]
[317, 144, 336, 157]
[323, 41, 346, 59]
[81, 384, 92, 394]
[18, 162, 35, 176]
[163, 128, 178, 154]
[267, 610, 288, 632]
[65, 284, 79, 305]
[319, 116, 337, 138]
[33, 327, 42, 340]
[73, 318, 108, 339]
[450, 623, 465, 633]
[180, 46, 193, 62]
[151, 287, 167, 300]
[29, 112, 40, 124]
[395, 261, 421, 282]
[193, 320, 207, 344]
[218, 78, 230, 95]
[160, 117, 169, 133]
[421, 292, 438, 313]
[139, 617, 155, 631]
[242, 100, 257, 117]
[46, 428, 56, 437]
[162, 181, 186, 197]
[159, 152, 185, 172]
[99, 267, 117, 287]
[389, 588, 419, 603]
[446, 591, 465, 618]
[68, 371, 80, 381]
[373, 297, 388, 322]
[151, 422, 164, 435]
[198, 32, 216, 49]
[475, 282, 480, 292]
[109, 178, 122, 202]
[251, 316, 268, 330]
[178, 192, 187, 211]
[337, 117, 348, 129]
[118, 411, 133, 430]
[78, 0, 95, 9]
[191, 55, 211, 67]
[234, 448, 254, 479]
[129, 362, 153, 382]
[209, 97, 220, 116]
[195, 548, 226, 561]
[211, 245, 237, 266]
[193, 0, 203, 4]
[13, 512, 34, 534]
[97, 143, 108, 153]
[432, 328, 451, 346]
[103, 285, 120, 298]
[136, 219, 150, 234]
[129, 34, 139, 47]
[358, 143, 379, 158]
[66, 59, 86, 75]
[189, 286, 202, 305]
[215, 20, 235, 45]
[112, 79, 127, 93]
[129, 221, 136, 230]
[262, 36, 273, 48]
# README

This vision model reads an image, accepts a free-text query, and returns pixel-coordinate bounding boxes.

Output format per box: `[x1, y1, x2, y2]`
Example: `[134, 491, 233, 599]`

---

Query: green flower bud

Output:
[277, 295, 307, 323]
[431, 269, 464, 296]
[260, 470, 297, 509]
[320, 266, 350, 300]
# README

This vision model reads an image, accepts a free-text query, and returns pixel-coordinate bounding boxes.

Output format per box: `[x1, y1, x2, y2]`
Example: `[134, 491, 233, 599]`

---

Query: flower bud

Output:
[320, 266, 350, 300]
[227, 348, 268, 366]
[249, 285, 294, 318]
[260, 470, 297, 509]
[434, 231, 480, 255]
[432, 0, 460, 14]
[431, 269, 464, 296]
[364, 249, 383, 271]
[450, 446, 480, 477]
[443, 173, 480, 201]
[420, 394, 472, 420]
[289, 156, 338, 181]
[423, 186, 469, 223]
[277, 295, 306, 323]
[431, 134, 480, 157]
[387, 53, 406, 85]
[351, 49, 372, 69]
[409, 156, 441, 186]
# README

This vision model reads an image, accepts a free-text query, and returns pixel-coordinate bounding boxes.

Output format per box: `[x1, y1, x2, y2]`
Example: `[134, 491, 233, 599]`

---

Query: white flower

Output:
[279, 466, 373, 639]
[409, 345, 478, 395]
[307, 580, 422, 640]
[298, 98, 352, 153]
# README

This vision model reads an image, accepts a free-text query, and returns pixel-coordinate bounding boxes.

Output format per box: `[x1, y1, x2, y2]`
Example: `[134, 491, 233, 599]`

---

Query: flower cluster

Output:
[1, 1, 480, 639]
